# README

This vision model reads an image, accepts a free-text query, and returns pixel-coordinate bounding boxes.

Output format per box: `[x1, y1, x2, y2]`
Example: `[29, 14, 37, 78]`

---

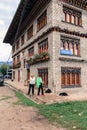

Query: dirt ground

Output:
[0, 86, 66, 130]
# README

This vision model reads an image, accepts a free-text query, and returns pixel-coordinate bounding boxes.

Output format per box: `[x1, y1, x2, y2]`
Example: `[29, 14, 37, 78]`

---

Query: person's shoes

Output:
[27, 94, 31, 97]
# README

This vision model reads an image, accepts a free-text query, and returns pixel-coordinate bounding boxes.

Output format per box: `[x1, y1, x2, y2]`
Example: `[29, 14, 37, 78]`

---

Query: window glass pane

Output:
[72, 73, 75, 85]
[67, 73, 70, 85]
[61, 73, 65, 85]
[72, 15, 74, 24]
[67, 14, 70, 22]
[76, 73, 80, 85]
[76, 17, 78, 25]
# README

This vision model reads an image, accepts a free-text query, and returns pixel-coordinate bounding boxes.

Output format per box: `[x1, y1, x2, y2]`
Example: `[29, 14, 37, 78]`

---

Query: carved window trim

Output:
[28, 46, 34, 57]
[37, 10, 47, 31]
[16, 40, 20, 50]
[21, 35, 24, 46]
[63, 6, 82, 26]
[17, 55, 20, 63]
[61, 67, 81, 88]
[12, 45, 15, 53]
[13, 57, 16, 65]
[60, 36, 80, 56]
[38, 38, 48, 54]
[62, 0, 87, 10]
[13, 71, 15, 80]
[27, 25, 33, 40]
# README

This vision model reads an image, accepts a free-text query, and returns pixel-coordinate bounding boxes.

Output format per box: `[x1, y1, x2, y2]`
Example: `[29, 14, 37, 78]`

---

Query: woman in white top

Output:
[27, 74, 35, 96]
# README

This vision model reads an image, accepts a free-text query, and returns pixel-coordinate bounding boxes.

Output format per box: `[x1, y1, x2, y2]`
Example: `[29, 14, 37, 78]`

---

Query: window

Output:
[63, 6, 82, 26]
[28, 47, 34, 57]
[38, 68, 48, 87]
[18, 70, 20, 82]
[21, 35, 24, 45]
[38, 39, 48, 54]
[16, 40, 19, 50]
[27, 25, 33, 40]
[13, 71, 15, 80]
[61, 67, 81, 88]
[37, 10, 47, 31]
[60, 36, 80, 56]
[17, 55, 20, 63]
[12, 45, 15, 53]
[22, 50, 25, 56]
[13, 57, 16, 65]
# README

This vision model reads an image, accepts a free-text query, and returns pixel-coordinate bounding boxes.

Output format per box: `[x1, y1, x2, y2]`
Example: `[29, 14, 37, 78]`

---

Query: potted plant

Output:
[33, 54, 40, 63]
[28, 57, 33, 65]
[41, 52, 50, 60]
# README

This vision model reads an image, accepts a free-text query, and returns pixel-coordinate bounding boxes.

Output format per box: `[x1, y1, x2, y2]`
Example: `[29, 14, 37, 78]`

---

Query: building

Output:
[3, 0, 87, 94]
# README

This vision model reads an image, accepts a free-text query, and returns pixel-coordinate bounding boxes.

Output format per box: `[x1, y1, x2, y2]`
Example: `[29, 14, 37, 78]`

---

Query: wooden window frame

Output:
[16, 40, 19, 50]
[13, 57, 16, 65]
[61, 67, 81, 88]
[27, 25, 33, 40]
[61, 36, 80, 57]
[38, 39, 48, 54]
[13, 45, 15, 53]
[28, 47, 34, 57]
[37, 10, 47, 31]
[21, 35, 24, 46]
[13, 71, 15, 80]
[17, 55, 20, 63]
[63, 6, 82, 26]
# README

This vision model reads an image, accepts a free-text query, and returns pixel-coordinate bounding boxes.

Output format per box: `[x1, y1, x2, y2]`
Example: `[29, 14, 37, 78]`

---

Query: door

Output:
[18, 70, 20, 82]
[27, 69, 30, 80]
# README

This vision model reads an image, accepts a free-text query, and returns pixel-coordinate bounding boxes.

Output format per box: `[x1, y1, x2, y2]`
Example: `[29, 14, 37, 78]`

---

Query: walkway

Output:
[5, 80, 87, 104]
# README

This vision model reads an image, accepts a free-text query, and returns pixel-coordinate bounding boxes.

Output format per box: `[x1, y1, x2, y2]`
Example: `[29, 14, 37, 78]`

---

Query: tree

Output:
[0, 64, 10, 76]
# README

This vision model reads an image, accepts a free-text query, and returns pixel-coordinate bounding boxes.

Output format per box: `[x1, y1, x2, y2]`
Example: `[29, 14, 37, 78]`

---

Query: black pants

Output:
[38, 83, 44, 95]
[27, 84, 34, 95]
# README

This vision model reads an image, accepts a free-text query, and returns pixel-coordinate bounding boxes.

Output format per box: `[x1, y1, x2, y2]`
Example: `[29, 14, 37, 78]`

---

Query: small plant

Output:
[43, 52, 49, 57]
[33, 54, 40, 60]
[28, 57, 33, 64]
[29, 57, 33, 62]
[27, 52, 50, 65]
[40, 52, 50, 58]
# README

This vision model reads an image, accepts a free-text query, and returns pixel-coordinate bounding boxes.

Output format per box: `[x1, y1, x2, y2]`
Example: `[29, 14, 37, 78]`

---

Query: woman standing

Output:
[36, 75, 44, 96]
[27, 74, 35, 96]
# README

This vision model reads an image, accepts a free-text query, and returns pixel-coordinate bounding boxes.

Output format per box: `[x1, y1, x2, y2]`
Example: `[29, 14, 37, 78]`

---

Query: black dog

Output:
[59, 92, 68, 96]
[45, 89, 52, 93]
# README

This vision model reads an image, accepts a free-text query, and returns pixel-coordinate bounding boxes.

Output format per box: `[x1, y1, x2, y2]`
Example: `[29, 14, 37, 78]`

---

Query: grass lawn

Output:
[15, 90, 87, 130]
